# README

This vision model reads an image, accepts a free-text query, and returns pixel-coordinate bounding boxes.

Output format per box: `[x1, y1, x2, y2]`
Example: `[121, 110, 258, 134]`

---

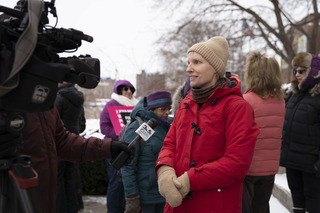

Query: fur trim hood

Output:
[291, 52, 320, 96]
[172, 77, 191, 114]
[172, 83, 185, 114]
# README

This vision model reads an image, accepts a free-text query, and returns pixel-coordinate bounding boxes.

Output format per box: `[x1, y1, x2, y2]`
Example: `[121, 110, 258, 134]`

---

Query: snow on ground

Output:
[82, 195, 290, 213]
[270, 195, 290, 213]
[81, 119, 104, 139]
[275, 173, 290, 192]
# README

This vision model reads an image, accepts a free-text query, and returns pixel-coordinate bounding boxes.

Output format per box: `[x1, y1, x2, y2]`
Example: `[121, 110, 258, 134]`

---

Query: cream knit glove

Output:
[173, 172, 190, 198]
[157, 165, 183, 207]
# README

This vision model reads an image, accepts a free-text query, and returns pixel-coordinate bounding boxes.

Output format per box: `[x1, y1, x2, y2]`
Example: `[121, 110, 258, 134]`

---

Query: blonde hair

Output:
[244, 51, 284, 100]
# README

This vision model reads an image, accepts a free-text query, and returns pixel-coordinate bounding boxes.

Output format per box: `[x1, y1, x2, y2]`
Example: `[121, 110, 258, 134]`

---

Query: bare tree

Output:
[155, 0, 319, 65]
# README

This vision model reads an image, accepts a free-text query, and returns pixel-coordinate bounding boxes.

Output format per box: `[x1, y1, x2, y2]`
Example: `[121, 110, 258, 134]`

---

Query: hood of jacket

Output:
[291, 79, 320, 96]
[130, 97, 148, 119]
[172, 83, 186, 114]
[291, 52, 320, 96]
[113, 80, 135, 94]
[174, 78, 240, 112]
[189, 78, 242, 102]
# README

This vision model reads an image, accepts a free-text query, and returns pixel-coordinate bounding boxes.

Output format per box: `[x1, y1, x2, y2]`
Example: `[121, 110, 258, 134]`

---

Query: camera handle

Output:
[0, 111, 44, 213]
[0, 156, 43, 213]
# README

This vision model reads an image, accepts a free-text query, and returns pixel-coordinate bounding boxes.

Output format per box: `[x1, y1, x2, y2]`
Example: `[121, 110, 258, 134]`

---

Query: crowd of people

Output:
[99, 37, 320, 213]
[1, 35, 320, 213]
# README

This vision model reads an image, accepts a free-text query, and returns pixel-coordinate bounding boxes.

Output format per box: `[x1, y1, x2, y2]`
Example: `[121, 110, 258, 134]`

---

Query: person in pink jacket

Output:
[155, 36, 260, 213]
[242, 52, 285, 213]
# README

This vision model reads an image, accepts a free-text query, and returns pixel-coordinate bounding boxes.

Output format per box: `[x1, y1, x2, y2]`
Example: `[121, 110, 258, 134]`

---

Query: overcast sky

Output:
[1, 0, 279, 88]
[52, 0, 167, 82]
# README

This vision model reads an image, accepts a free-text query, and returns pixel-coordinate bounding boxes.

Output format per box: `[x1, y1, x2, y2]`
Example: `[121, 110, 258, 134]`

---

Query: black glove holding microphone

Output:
[110, 140, 135, 166]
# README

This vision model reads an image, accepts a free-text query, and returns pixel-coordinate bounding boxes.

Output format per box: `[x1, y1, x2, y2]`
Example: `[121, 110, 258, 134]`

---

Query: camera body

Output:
[0, 0, 100, 112]
[225, 72, 231, 78]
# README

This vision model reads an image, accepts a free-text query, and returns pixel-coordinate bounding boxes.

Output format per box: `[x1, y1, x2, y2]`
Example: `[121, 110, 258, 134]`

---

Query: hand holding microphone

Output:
[110, 140, 135, 166]
[110, 118, 158, 170]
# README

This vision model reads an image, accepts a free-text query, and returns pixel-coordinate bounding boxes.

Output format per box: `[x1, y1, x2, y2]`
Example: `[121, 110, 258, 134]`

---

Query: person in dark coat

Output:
[280, 52, 320, 213]
[55, 82, 86, 213]
[0, 107, 134, 213]
[100, 80, 138, 213]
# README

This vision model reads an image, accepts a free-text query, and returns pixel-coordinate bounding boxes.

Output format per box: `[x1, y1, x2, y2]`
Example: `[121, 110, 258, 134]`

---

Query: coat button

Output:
[217, 189, 221, 192]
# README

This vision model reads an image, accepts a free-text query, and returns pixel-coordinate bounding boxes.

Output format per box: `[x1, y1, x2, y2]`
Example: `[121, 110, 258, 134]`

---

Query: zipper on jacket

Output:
[210, 98, 218, 106]
[39, 112, 54, 200]
[284, 94, 304, 162]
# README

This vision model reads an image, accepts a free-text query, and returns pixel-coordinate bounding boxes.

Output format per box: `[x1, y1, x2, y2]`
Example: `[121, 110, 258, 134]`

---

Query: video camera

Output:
[0, 2, 99, 212]
[0, 0, 100, 115]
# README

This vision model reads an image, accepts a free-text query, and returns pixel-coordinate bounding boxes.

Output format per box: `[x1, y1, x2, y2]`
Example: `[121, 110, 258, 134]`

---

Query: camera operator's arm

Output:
[52, 108, 134, 163]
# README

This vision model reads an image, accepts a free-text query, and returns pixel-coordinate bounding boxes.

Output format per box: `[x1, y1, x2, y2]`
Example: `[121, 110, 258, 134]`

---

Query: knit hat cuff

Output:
[188, 44, 225, 76]
[147, 98, 172, 110]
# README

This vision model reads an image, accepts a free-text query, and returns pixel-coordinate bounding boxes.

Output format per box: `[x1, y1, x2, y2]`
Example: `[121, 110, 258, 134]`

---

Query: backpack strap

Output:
[0, 0, 43, 95]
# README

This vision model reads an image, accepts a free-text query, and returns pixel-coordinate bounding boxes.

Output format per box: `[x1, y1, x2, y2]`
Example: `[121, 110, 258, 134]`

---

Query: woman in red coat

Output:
[155, 36, 259, 213]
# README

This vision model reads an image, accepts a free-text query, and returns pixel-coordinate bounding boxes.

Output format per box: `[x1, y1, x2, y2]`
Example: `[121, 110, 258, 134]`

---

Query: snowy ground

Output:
[275, 173, 290, 192]
[82, 119, 292, 213]
[270, 195, 290, 213]
[81, 194, 290, 213]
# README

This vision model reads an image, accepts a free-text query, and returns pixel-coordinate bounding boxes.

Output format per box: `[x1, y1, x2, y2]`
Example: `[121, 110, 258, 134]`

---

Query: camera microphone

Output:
[58, 28, 93, 42]
[111, 118, 158, 170]
[0, 5, 25, 19]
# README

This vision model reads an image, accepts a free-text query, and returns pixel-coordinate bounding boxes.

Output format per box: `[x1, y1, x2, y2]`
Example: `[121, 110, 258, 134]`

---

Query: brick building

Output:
[135, 70, 167, 98]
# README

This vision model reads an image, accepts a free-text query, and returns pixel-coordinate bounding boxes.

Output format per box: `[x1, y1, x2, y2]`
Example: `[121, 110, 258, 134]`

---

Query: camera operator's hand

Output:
[111, 140, 135, 165]
[0, 131, 22, 158]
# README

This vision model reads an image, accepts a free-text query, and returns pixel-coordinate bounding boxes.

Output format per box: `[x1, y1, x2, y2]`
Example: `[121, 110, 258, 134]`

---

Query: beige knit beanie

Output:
[187, 36, 230, 77]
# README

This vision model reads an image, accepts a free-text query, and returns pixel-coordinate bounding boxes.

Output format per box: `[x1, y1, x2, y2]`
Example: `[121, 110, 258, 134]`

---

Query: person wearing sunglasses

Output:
[120, 90, 173, 213]
[280, 52, 320, 213]
[100, 80, 138, 213]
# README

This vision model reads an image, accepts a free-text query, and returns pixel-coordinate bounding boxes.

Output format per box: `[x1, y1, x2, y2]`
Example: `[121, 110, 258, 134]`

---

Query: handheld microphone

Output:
[110, 118, 158, 170]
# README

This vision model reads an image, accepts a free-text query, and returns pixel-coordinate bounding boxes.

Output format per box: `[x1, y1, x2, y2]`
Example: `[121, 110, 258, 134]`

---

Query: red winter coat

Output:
[156, 81, 259, 213]
[20, 108, 112, 213]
